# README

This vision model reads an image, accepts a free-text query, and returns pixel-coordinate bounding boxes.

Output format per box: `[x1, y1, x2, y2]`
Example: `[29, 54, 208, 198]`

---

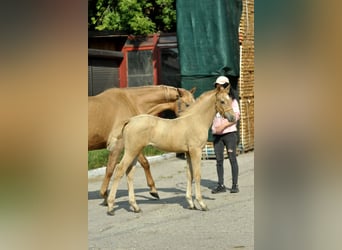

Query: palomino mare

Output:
[88, 85, 196, 201]
[106, 85, 236, 215]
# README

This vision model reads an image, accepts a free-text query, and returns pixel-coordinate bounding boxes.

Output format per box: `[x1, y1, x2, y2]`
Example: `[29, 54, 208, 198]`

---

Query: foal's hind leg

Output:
[107, 152, 139, 216]
[126, 164, 141, 213]
[100, 138, 124, 202]
[137, 153, 159, 199]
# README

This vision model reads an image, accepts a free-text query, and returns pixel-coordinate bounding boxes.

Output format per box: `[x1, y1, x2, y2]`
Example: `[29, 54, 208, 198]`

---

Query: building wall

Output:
[88, 19, 255, 151]
[239, 0, 255, 152]
[88, 35, 126, 96]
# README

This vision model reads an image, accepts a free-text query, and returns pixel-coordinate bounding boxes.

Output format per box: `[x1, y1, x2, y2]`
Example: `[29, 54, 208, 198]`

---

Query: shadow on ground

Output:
[88, 184, 217, 212]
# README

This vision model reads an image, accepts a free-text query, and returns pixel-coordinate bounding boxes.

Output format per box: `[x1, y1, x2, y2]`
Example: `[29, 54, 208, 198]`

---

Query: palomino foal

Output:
[106, 85, 235, 215]
[88, 85, 196, 202]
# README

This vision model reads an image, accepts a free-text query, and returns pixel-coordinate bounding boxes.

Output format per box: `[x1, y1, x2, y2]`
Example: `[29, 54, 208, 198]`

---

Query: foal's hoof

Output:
[150, 192, 160, 199]
[131, 206, 142, 213]
[107, 210, 115, 216]
[201, 206, 209, 211]
[187, 205, 197, 210]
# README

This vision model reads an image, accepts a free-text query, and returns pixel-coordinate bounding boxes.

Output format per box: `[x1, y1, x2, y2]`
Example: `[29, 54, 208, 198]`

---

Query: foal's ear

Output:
[178, 87, 196, 97]
[215, 85, 223, 91]
[224, 84, 231, 93]
[216, 85, 227, 91]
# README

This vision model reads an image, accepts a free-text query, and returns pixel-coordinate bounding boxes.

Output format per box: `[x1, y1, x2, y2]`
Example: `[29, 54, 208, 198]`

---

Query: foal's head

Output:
[215, 85, 236, 122]
[174, 87, 196, 116]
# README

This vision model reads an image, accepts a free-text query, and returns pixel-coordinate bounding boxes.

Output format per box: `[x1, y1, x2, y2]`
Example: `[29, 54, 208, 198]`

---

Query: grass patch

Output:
[88, 146, 165, 170]
[88, 149, 110, 170]
[143, 145, 165, 156]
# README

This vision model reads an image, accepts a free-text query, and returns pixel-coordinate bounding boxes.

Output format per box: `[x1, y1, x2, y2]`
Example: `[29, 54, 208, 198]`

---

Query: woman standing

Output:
[211, 76, 240, 194]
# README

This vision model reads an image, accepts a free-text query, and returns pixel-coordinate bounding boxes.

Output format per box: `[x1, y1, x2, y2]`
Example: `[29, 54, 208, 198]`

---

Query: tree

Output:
[88, 0, 176, 35]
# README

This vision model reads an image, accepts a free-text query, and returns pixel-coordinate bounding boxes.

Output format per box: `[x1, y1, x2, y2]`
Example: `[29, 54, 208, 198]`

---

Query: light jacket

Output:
[211, 99, 240, 135]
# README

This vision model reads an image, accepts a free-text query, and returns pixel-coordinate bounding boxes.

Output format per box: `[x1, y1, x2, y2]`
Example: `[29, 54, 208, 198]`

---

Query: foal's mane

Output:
[178, 89, 216, 117]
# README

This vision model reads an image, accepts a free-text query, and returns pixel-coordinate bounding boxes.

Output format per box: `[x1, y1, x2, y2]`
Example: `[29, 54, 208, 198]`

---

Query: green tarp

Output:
[176, 0, 242, 142]
[176, 0, 242, 96]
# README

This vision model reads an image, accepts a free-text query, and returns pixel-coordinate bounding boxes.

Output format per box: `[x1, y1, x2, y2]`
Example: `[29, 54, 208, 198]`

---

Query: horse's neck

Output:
[132, 86, 177, 110]
[182, 93, 216, 128]
[147, 103, 174, 115]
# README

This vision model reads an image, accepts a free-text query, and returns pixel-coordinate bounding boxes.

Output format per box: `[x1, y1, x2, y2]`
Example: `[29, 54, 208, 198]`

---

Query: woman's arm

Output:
[215, 99, 240, 132]
[215, 119, 237, 133]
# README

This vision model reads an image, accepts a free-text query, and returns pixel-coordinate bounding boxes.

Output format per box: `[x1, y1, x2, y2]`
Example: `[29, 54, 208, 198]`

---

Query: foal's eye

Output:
[220, 100, 225, 104]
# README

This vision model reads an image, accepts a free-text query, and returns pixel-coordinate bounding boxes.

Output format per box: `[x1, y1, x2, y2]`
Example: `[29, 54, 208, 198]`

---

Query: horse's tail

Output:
[106, 120, 129, 151]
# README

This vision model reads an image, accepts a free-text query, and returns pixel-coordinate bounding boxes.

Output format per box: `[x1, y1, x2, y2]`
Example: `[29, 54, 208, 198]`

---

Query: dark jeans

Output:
[213, 132, 239, 186]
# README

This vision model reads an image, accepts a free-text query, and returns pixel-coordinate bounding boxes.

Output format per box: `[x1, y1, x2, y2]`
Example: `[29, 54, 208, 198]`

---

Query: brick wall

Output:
[239, 0, 254, 152]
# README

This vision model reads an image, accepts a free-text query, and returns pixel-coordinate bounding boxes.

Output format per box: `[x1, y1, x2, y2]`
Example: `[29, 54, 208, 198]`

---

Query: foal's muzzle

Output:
[222, 107, 236, 122]
[225, 112, 236, 122]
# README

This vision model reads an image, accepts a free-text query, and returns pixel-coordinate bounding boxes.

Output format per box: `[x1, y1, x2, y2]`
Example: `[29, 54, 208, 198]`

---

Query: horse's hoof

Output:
[150, 192, 160, 199]
[202, 206, 209, 211]
[100, 199, 108, 206]
[107, 210, 115, 216]
[188, 205, 196, 210]
[100, 190, 108, 199]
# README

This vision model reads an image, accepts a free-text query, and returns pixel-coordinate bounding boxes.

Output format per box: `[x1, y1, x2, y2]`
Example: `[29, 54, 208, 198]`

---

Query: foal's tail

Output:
[106, 120, 129, 151]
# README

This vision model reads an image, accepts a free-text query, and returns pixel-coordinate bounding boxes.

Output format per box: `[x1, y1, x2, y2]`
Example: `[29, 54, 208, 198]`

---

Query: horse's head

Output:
[174, 87, 196, 116]
[215, 85, 236, 122]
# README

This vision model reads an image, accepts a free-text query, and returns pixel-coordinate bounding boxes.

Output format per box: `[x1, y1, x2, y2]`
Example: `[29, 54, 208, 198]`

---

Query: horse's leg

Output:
[190, 149, 209, 211]
[106, 153, 135, 216]
[100, 138, 124, 202]
[137, 153, 159, 199]
[185, 152, 195, 209]
[126, 164, 141, 213]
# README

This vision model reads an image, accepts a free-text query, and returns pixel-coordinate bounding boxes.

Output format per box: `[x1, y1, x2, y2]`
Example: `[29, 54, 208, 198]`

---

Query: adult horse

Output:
[88, 85, 196, 201]
[106, 85, 236, 215]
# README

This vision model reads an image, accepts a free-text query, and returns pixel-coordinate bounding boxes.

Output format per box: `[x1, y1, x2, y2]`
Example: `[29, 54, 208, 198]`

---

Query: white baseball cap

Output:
[214, 76, 229, 86]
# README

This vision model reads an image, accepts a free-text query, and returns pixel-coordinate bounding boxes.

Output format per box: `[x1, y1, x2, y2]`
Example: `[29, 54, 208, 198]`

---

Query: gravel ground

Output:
[88, 151, 254, 250]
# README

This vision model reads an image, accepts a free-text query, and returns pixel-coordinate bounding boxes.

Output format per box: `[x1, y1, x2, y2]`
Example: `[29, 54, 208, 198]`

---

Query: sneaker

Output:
[230, 184, 239, 193]
[211, 184, 226, 194]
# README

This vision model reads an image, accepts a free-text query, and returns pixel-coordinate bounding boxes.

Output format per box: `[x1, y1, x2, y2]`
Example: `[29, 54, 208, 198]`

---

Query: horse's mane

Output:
[179, 89, 216, 117]
[100, 85, 178, 94]
[125, 85, 178, 90]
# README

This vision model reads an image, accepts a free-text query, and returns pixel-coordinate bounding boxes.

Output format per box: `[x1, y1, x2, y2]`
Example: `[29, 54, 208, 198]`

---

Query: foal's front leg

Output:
[185, 152, 195, 209]
[190, 151, 208, 211]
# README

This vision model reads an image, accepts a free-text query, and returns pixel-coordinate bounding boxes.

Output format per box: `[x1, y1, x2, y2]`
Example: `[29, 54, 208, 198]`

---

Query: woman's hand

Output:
[214, 124, 226, 133]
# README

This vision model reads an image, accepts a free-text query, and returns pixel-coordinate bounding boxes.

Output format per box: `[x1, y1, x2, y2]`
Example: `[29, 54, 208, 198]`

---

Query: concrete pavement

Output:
[88, 151, 254, 250]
